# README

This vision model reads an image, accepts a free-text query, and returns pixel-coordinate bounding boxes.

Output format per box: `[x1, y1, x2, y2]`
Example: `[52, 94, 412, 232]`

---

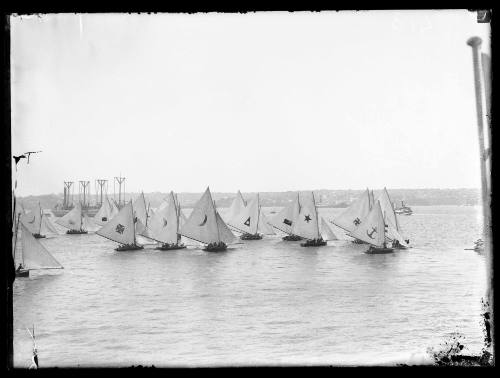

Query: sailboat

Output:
[21, 202, 59, 238]
[146, 191, 186, 250]
[13, 216, 64, 277]
[228, 193, 275, 240]
[96, 200, 144, 251]
[349, 200, 394, 254]
[55, 202, 88, 234]
[180, 187, 235, 252]
[226, 190, 247, 226]
[376, 188, 410, 249]
[132, 192, 149, 235]
[268, 193, 303, 241]
[93, 196, 119, 226]
[330, 188, 372, 244]
[292, 192, 326, 247]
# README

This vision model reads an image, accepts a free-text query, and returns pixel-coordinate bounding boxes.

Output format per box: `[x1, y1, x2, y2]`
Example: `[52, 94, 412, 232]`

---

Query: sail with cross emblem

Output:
[292, 192, 320, 240]
[349, 200, 385, 247]
[331, 189, 371, 234]
[96, 200, 135, 245]
[55, 202, 83, 231]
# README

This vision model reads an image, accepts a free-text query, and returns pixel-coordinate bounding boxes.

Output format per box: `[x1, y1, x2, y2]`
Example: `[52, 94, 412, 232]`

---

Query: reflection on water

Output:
[13, 206, 486, 366]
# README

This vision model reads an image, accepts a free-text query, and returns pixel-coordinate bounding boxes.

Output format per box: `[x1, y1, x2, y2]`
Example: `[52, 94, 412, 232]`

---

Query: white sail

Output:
[40, 214, 59, 234]
[258, 211, 275, 235]
[384, 215, 409, 246]
[320, 217, 338, 241]
[83, 215, 100, 232]
[216, 211, 236, 244]
[20, 223, 63, 270]
[133, 192, 149, 234]
[180, 187, 226, 244]
[109, 198, 119, 218]
[349, 201, 386, 247]
[228, 193, 259, 234]
[292, 192, 320, 240]
[226, 190, 247, 224]
[332, 189, 371, 234]
[376, 187, 402, 232]
[179, 209, 188, 227]
[96, 201, 136, 245]
[269, 194, 300, 234]
[147, 192, 179, 244]
[369, 189, 375, 210]
[55, 202, 83, 231]
[94, 196, 114, 226]
[20, 209, 41, 235]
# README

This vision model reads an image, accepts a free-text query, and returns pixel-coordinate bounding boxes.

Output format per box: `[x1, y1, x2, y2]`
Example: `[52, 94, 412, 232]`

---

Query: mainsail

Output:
[258, 211, 275, 235]
[55, 202, 83, 231]
[19, 223, 63, 270]
[147, 192, 179, 244]
[20, 208, 42, 235]
[228, 193, 259, 234]
[226, 190, 247, 225]
[133, 192, 149, 234]
[292, 192, 320, 240]
[94, 196, 114, 226]
[332, 189, 371, 234]
[180, 187, 235, 245]
[96, 201, 136, 245]
[349, 201, 386, 247]
[269, 193, 300, 235]
[215, 211, 236, 244]
[375, 188, 408, 245]
[320, 217, 339, 241]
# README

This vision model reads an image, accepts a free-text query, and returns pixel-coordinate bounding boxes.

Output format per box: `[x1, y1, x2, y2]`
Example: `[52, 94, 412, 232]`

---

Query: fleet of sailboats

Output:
[13, 187, 411, 275]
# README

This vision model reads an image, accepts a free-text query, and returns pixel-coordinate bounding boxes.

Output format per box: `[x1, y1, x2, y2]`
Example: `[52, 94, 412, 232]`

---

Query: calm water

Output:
[13, 206, 487, 367]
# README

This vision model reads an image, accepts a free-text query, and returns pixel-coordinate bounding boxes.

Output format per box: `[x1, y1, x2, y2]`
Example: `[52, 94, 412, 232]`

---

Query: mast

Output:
[131, 201, 136, 246]
[214, 198, 221, 243]
[312, 191, 320, 238]
[38, 202, 43, 234]
[13, 213, 21, 265]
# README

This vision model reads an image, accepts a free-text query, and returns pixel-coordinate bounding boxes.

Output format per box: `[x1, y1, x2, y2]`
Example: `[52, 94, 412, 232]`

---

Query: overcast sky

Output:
[11, 11, 490, 196]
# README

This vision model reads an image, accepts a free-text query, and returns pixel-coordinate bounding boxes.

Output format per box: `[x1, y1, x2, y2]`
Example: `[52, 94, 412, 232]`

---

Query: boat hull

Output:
[115, 244, 144, 252]
[33, 234, 46, 239]
[155, 244, 187, 251]
[301, 239, 327, 247]
[203, 243, 227, 252]
[282, 235, 303, 241]
[240, 233, 263, 240]
[365, 246, 394, 254]
[352, 239, 367, 244]
[16, 269, 29, 277]
[66, 230, 88, 235]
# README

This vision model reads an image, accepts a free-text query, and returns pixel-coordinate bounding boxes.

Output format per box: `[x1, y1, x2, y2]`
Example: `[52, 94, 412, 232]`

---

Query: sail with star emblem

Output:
[269, 193, 300, 235]
[180, 187, 234, 245]
[292, 192, 320, 240]
[349, 200, 385, 247]
[96, 200, 135, 245]
[146, 192, 179, 244]
[332, 189, 371, 234]
[228, 193, 259, 234]
[226, 190, 247, 225]
[55, 202, 83, 231]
